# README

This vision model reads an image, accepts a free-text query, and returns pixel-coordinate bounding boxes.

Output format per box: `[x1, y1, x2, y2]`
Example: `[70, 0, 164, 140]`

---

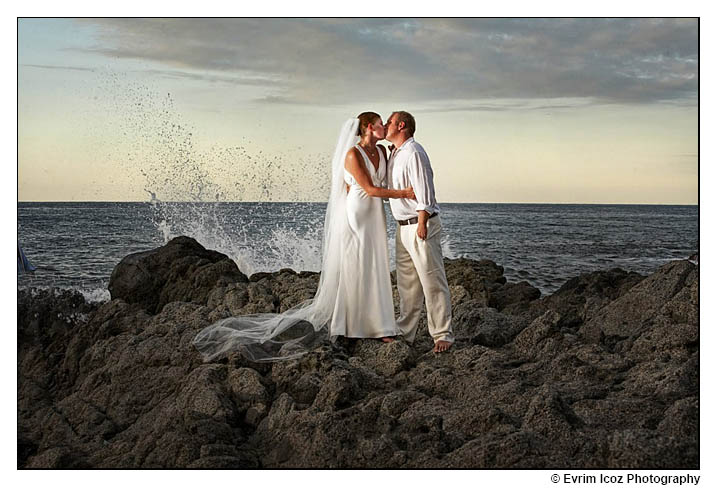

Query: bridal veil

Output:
[192, 118, 360, 362]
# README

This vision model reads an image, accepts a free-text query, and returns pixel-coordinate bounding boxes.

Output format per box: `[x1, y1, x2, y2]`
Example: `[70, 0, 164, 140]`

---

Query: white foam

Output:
[149, 202, 324, 276]
[20, 285, 111, 304]
[80, 287, 112, 304]
[89, 74, 336, 276]
[441, 233, 459, 260]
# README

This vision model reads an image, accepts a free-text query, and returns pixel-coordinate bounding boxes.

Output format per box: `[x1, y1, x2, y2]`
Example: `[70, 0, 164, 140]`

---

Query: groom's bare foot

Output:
[433, 340, 452, 353]
[381, 336, 396, 343]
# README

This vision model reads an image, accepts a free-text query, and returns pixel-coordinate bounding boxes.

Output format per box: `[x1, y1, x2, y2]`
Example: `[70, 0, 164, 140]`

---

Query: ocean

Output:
[17, 201, 698, 303]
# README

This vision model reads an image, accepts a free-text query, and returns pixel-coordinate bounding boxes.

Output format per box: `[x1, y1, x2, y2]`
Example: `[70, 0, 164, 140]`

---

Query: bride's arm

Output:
[345, 148, 414, 199]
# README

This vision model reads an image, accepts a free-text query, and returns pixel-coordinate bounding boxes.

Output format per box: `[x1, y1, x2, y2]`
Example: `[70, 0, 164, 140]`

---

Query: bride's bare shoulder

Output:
[345, 146, 361, 161]
[345, 146, 362, 168]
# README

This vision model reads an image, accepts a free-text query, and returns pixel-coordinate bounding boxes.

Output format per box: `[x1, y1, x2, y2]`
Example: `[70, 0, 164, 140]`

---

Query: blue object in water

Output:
[18, 242, 36, 273]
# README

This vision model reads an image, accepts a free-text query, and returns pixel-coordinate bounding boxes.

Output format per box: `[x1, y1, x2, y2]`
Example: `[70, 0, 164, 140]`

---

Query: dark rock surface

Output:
[18, 236, 699, 468]
[108, 236, 247, 314]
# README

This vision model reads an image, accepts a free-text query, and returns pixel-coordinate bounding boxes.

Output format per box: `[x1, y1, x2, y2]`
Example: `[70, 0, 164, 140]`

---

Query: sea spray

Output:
[79, 287, 111, 304]
[91, 72, 333, 275]
[147, 201, 325, 276]
[441, 232, 458, 260]
[20, 73, 463, 299]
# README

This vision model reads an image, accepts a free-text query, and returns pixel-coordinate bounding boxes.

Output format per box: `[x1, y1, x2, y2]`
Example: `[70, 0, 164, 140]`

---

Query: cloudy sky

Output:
[18, 18, 698, 203]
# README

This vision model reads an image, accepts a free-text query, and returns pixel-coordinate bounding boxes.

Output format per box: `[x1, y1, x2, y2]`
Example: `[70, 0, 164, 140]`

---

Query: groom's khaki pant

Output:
[395, 215, 454, 344]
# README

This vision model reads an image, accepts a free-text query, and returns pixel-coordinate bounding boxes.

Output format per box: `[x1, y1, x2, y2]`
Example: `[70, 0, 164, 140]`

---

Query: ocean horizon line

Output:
[17, 200, 699, 206]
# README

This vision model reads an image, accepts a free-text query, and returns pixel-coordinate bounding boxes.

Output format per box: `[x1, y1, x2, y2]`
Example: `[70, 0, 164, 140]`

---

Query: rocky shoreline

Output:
[18, 236, 698, 468]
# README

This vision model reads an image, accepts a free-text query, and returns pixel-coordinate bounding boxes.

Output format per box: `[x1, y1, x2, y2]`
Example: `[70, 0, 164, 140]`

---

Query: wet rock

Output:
[18, 288, 97, 346]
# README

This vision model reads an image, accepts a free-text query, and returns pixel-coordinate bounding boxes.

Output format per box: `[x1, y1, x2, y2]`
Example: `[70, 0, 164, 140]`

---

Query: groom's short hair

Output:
[392, 111, 416, 137]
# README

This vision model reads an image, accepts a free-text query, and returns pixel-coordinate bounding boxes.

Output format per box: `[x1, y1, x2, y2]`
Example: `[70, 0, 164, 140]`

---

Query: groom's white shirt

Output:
[387, 137, 440, 220]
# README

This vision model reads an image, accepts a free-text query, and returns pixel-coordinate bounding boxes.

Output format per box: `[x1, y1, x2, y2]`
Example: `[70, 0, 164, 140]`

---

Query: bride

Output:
[192, 113, 414, 361]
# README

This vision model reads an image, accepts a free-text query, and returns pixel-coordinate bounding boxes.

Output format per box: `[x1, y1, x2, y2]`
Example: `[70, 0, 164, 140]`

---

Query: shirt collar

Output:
[394, 137, 415, 154]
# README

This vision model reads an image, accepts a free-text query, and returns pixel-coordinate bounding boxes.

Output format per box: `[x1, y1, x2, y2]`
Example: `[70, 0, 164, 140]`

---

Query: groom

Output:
[384, 111, 454, 352]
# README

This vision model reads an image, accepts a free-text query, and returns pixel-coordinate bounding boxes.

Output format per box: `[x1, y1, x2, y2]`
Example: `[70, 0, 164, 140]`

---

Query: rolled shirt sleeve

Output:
[407, 151, 439, 215]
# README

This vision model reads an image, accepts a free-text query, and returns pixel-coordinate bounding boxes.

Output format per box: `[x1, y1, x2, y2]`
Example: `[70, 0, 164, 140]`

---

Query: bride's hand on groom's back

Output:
[404, 187, 416, 200]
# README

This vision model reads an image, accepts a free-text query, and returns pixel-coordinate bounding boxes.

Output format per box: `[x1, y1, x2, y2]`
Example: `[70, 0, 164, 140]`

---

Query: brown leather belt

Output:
[397, 213, 438, 226]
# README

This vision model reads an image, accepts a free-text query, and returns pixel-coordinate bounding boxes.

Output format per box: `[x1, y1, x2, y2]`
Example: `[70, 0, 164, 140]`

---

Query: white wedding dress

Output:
[192, 119, 398, 362]
[331, 145, 398, 338]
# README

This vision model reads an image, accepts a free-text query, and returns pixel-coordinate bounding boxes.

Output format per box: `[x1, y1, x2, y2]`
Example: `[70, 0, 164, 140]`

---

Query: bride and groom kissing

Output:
[193, 111, 454, 362]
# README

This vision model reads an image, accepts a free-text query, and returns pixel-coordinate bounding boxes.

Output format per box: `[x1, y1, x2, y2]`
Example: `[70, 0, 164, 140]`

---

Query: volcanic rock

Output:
[108, 236, 247, 314]
[18, 238, 698, 469]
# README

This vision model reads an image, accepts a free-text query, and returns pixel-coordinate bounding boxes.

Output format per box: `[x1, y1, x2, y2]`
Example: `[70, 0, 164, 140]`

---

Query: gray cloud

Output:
[21, 63, 96, 72]
[133, 68, 285, 87]
[22, 62, 283, 88]
[73, 18, 698, 107]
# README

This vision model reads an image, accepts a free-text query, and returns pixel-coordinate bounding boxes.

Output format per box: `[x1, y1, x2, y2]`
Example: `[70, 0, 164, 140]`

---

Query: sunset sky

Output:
[18, 18, 698, 204]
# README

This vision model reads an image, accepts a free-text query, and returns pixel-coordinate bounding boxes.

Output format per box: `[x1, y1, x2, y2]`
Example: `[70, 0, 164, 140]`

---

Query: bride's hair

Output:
[356, 112, 381, 136]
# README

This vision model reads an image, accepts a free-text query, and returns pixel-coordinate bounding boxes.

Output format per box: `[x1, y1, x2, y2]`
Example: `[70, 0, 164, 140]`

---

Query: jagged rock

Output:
[514, 310, 563, 359]
[443, 431, 550, 468]
[206, 282, 249, 316]
[227, 367, 268, 408]
[522, 385, 583, 441]
[444, 257, 507, 304]
[188, 455, 255, 468]
[313, 366, 364, 410]
[18, 237, 698, 468]
[572, 397, 664, 431]
[108, 236, 247, 314]
[580, 261, 695, 344]
[351, 339, 415, 376]
[18, 288, 97, 346]
[489, 281, 541, 311]
[504, 267, 644, 325]
[25, 446, 89, 469]
[452, 301, 527, 347]
[380, 389, 428, 418]
[607, 429, 695, 468]
[657, 396, 699, 439]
